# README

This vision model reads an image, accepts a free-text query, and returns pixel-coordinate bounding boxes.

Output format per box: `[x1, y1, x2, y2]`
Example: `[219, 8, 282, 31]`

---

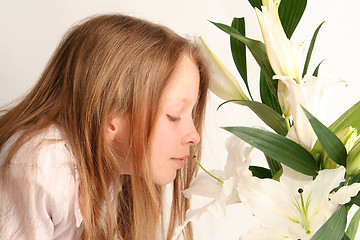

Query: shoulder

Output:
[12, 125, 81, 216]
[8, 125, 74, 166]
[1, 125, 83, 237]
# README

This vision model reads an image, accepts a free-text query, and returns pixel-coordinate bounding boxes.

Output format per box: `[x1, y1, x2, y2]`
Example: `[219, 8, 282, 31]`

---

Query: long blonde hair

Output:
[0, 14, 209, 239]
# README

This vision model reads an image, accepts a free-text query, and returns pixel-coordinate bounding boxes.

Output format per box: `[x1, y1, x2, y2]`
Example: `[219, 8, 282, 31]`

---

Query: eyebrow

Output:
[168, 97, 196, 106]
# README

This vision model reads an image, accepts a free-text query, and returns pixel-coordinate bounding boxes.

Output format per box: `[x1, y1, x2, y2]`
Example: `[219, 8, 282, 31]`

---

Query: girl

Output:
[0, 14, 209, 240]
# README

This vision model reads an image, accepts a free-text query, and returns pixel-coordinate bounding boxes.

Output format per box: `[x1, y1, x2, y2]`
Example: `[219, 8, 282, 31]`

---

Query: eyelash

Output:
[167, 114, 181, 121]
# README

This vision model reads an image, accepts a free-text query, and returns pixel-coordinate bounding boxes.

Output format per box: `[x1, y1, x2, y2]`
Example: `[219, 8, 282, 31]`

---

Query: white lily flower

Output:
[255, 1, 301, 83]
[274, 74, 344, 151]
[173, 135, 253, 239]
[277, 42, 305, 117]
[194, 36, 248, 101]
[183, 135, 253, 216]
[255, 1, 306, 117]
[277, 42, 306, 117]
[237, 165, 360, 239]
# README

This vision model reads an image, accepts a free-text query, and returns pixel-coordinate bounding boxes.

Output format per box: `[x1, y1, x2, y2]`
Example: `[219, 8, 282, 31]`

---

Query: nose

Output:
[184, 121, 200, 146]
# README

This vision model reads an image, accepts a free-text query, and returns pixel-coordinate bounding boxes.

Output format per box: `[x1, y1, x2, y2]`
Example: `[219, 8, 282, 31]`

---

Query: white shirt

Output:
[0, 125, 83, 239]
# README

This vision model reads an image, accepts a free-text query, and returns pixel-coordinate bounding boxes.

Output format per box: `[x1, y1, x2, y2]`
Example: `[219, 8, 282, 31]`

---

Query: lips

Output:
[170, 155, 188, 168]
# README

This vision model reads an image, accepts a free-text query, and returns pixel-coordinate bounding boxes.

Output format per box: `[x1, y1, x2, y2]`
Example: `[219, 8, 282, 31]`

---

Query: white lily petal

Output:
[222, 177, 241, 205]
[172, 206, 208, 240]
[237, 176, 295, 234]
[274, 75, 317, 150]
[291, 41, 305, 78]
[175, 190, 229, 239]
[301, 76, 323, 116]
[225, 135, 253, 178]
[181, 136, 251, 232]
[276, 73, 344, 151]
[305, 167, 345, 217]
[240, 225, 288, 240]
[183, 170, 224, 199]
[280, 165, 313, 193]
[287, 221, 312, 240]
[275, 41, 305, 117]
[286, 125, 300, 144]
[206, 194, 227, 218]
[330, 182, 360, 204]
[206, 176, 245, 219]
[174, 183, 237, 240]
[314, 72, 347, 122]
[194, 36, 248, 101]
[238, 145, 254, 177]
[237, 164, 353, 238]
[186, 183, 232, 222]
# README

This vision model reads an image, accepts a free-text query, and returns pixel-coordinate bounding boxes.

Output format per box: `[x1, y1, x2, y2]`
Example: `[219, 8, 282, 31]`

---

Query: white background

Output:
[1, 0, 360, 239]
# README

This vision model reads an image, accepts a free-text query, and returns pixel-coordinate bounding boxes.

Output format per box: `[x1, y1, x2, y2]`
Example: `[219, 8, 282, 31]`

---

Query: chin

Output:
[154, 171, 177, 186]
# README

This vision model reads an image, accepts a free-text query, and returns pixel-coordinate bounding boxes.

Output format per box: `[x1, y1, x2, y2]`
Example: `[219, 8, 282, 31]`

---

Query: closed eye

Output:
[167, 114, 181, 121]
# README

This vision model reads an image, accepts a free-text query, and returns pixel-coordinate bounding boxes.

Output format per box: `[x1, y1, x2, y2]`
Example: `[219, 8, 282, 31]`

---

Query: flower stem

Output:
[285, 115, 291, 131]
[296, 188, 311, 234]
[193, 156, 223, 184]
[345, 174, 350, 186]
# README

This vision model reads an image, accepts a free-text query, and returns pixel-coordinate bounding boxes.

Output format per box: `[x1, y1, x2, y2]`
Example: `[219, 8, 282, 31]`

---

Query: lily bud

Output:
[277, 81, 291, 117]
[255, 1, 301, 83]
[275, 42, 305, 117]
[322, 126, 357, 169]
[347, 137, 360, 176]
[262, 0, 281, 7]
[194, 36, 248, 101]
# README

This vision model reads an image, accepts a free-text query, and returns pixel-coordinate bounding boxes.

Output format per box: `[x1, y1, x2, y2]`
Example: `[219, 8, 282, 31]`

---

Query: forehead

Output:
[163, 55, 200, 103]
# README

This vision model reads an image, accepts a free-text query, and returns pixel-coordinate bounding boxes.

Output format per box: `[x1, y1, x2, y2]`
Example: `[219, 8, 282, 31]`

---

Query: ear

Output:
[105, 116, 122, 142]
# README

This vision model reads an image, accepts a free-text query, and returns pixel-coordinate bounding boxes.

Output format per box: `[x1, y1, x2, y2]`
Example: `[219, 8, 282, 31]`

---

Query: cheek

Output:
[151, 120, 176, 159]
[150, 119, 180, 185]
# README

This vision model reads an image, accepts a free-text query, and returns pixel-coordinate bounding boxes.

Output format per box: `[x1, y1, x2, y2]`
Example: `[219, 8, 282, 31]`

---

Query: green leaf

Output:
[278, 0, 307, 39]
[342, 232, 351, 240]
[349, 173, 360, 185]
[260, 70, 282, 114]
[249, 166, 272, 179]
[303, 22, 325, 77]
[223, 126, 318, 176]
[312, 59, 326, 77]
[219, 100, 287, 136]
[271, 166, 283, 181]
[310, 205, 347, 240]
[265, 155, 282, 177]
[346, 208, 360, 240]
[248, 0, 262, 9]
[211, 21, 277, 96]
[302, 106, 347, 167]
[231, 18, 252, 100]
[349, 194, 360, 207]
[329, 100, 360, 136]
[313, 101, 360, 154]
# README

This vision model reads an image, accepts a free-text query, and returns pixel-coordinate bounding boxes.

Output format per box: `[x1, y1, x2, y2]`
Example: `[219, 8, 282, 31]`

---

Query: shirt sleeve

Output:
[0, 130, 83, 240]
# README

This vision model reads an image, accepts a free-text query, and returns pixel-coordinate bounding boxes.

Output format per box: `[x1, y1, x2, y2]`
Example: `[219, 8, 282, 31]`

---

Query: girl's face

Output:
[150, 55, 201, 185]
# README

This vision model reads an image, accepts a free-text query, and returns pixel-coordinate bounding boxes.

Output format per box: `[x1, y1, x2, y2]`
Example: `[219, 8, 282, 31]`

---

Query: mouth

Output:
[170, 155, 188, 168]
